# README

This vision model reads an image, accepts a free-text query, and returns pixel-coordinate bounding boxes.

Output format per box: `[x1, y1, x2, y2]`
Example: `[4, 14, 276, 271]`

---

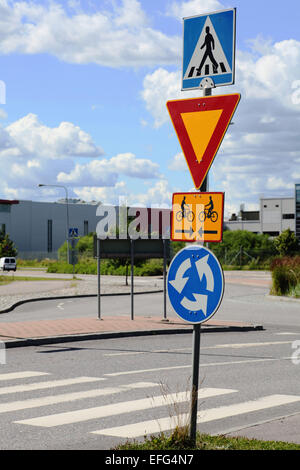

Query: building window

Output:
[0, 223, 5, 234]
[0, 204, 10, 213]
[47, 220, 53, 252]
[263, 231, 280, 237]
[282, 214, 295, 219]
[84, 220, 89, 236]
[263, 205, 267, 208]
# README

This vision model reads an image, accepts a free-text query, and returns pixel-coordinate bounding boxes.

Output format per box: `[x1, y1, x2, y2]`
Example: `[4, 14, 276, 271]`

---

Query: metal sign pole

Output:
[189, 323, 201, 445]
[189, 81, 211, 444]
[97, 239, 101, 320]
[163, 239, 167, 320]
[131, 239, 134, 320]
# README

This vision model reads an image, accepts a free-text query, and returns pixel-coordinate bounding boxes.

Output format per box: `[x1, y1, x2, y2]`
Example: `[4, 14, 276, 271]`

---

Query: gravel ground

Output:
[0, 271, 163, 311]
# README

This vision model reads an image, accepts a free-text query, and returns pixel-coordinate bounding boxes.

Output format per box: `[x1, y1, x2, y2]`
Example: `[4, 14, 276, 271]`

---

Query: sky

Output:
[0, 0, 299, 218]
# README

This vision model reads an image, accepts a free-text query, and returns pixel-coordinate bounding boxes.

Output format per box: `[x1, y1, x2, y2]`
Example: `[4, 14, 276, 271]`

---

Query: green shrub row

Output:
[47, 258, 164, 276]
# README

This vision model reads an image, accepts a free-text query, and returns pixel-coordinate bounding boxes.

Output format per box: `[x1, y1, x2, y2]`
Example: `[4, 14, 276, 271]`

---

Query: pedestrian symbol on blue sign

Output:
[69, 227, 79, 238]
[182, 8, 236, 90]
[167, 245, 224, 324]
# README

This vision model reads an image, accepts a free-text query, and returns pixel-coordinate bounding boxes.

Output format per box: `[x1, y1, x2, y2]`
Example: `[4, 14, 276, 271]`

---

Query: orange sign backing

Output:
[171, 192, 224, 243]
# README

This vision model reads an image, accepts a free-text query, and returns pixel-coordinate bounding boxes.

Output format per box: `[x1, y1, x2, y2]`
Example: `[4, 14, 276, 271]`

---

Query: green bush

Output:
[270, 256, 300, 296]
[47, 257, 165, 276]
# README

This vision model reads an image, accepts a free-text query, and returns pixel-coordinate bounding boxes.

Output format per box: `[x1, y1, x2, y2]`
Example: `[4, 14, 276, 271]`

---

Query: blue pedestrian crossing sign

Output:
[69, 227, 79, 238]
[182, 8, 236, 90]
[167, 245, 224, 324]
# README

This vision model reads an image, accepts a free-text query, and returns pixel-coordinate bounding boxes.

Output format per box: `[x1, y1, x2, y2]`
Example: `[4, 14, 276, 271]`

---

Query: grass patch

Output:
[0, 275, 14, 286]
[0, 275, 77, 285]
[114, 431, 300, 451]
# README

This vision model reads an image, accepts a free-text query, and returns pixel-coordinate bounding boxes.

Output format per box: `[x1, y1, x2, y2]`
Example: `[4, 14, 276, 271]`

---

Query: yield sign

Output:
[166, 93, 240, 189]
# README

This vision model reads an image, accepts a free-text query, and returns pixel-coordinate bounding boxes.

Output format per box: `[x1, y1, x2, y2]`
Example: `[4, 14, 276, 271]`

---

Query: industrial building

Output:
[0, 198, 100, 259]
[225, 195, 296, 236]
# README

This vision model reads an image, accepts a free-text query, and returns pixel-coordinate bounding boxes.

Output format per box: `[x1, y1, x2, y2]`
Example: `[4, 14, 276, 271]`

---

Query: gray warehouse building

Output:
[0, 198, 100, 259]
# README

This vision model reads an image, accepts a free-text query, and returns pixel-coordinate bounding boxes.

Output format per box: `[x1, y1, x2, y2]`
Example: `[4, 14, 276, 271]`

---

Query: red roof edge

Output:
[0, 199, 19, 205]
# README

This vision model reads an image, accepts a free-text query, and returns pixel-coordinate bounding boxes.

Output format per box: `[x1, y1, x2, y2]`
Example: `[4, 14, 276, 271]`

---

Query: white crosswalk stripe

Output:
[0, 380, 157, 414]
[3, 369, 300, 445]
[14, 387, 237, 427]
[0, 376, 105, 395]
[92, 394, 300, 438]
[0, 371, 50, 381]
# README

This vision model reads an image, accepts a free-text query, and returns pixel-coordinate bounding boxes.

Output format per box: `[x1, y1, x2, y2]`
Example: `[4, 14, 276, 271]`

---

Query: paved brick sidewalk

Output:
[0, 314, 262, 348]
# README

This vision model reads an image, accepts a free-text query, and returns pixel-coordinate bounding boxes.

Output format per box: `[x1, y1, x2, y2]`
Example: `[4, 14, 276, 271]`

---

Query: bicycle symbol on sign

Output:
[176, 205, 195, 222]
[199, 196, 218, 222]
[198, 207, 218, 222]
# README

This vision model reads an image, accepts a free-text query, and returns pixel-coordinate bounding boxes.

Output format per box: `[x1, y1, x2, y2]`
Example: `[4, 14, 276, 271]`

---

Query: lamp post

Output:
[38, 184, 70, 263]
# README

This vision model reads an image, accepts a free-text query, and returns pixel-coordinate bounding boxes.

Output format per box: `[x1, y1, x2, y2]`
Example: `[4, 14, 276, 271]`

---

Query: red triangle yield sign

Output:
[166, 93, 240, 189]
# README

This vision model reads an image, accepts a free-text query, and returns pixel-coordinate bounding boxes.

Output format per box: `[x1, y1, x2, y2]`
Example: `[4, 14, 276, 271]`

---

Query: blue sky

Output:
[0, 0, 300, 217]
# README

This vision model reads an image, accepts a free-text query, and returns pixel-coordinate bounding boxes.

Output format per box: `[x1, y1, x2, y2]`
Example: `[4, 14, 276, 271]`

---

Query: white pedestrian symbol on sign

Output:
[184, 17, 231, 80]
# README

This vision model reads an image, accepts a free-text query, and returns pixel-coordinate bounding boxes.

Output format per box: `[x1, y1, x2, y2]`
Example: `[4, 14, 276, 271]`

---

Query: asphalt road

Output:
[0, 273, 300, 450]
[0, 329, 300, 450]
[1, 280, 299, 333]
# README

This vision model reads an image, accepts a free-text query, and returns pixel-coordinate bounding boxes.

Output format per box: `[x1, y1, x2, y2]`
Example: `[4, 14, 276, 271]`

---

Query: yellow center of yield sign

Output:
[180, 109, 223, 163]
[171, 192, 224, 243]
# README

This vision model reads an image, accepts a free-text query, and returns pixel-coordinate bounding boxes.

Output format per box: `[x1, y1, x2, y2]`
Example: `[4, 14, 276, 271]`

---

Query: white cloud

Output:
[0, 113, 103, 196]
[73, 181, 128, 204]
[141, 68, 183, 128]
[168, 0, 225, 19]
[0, 111, 163, 202]
[1, 113, 103, 160]
[110, 153, 161, 179]
[57, 152, 161, 186]
[130, 179, 173, 208]
[72, 179, 173, 208]
[0, 0, 180, 67]
[168, 152, 188, 171]
[0, 108, 7, 119]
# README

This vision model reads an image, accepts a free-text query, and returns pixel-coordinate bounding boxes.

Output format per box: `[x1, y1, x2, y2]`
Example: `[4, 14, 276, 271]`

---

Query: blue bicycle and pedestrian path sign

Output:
[167, 245, 224, 324]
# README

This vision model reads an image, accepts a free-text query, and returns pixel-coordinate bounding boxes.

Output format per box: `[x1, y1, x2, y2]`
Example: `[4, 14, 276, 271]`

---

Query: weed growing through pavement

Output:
[144, 377, 206, 448]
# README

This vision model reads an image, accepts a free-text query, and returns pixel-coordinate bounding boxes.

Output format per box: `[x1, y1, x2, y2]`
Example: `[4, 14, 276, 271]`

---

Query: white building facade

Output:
[225, 195, 296, 237]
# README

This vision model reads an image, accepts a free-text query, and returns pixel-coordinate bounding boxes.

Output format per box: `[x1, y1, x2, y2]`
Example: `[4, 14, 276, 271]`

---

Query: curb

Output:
[266, 294, 300, 303]
[1, 323, 264, 349]
[0, 289, 164, 314]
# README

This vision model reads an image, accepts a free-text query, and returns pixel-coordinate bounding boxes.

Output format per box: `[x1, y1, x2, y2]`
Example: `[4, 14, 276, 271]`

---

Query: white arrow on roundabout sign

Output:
[167, 245, 224, 324]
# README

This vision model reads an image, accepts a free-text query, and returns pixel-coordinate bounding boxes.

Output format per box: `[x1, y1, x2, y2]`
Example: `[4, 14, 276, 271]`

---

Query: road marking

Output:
[202, 341, 293, 349]
[105, 356, 292, 377]
[105, 365, 191, 376]
[0, 376, 105, 395]
[93, 394, 300, 438]
[14, 388, 237, 427]
[103, 341, 293, 357]
[0, 382, 157, 415]
[104, 348, 191, 357]
[0, 371, 50, 381]
[276, 332, 300, 336]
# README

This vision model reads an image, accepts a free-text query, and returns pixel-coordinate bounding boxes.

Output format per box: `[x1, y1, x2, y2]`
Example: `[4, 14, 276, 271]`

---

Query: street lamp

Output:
[38, 184, 70, 263]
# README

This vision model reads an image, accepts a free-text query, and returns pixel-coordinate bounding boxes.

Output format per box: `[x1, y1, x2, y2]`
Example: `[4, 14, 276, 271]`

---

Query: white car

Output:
[0, 257, 17, 272]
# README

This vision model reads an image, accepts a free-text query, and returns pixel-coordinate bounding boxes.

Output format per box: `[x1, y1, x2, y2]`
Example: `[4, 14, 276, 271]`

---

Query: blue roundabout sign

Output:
[167, 245, 224, 324]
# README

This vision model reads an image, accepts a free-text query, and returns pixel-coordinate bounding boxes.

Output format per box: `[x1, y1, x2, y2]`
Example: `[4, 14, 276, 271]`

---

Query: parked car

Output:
[0, 257, 17, 271]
